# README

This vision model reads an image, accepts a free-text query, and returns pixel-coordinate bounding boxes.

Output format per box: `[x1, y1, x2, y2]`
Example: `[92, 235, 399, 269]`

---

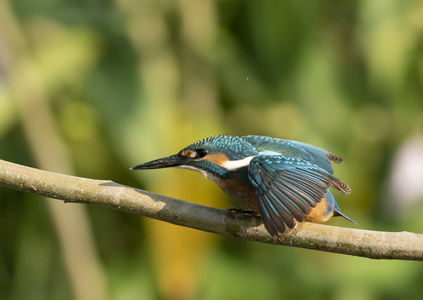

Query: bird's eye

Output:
[196, 148, 209, 158]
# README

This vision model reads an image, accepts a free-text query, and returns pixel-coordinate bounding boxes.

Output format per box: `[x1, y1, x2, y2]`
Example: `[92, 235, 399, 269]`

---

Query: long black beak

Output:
[130, 154, 186, 170]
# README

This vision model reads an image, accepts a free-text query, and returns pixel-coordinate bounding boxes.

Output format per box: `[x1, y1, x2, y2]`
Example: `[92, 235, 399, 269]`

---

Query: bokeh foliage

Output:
[1, 0, 423, 299]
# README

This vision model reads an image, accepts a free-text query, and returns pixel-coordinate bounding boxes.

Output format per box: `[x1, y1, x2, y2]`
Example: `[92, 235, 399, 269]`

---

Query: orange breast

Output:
[303, 197, 333, 223]
[211, 175, 258, 211]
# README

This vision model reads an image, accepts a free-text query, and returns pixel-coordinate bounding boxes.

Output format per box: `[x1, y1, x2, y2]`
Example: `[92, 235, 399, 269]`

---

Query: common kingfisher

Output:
[131, 135, 354, 236]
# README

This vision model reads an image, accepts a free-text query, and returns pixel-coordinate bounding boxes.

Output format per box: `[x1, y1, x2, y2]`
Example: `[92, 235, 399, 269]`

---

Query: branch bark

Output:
[1, 158, 422, 261]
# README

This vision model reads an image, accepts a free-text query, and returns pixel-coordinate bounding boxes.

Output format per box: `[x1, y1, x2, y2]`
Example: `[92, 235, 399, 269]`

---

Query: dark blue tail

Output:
[326, 191, 356, 224]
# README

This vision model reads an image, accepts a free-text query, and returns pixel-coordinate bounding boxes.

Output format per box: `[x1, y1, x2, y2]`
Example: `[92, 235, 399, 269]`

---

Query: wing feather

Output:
[248, 154, 350, 235]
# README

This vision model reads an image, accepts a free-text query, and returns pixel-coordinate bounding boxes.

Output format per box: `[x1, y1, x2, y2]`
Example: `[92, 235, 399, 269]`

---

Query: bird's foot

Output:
[226, 207, 259, 217]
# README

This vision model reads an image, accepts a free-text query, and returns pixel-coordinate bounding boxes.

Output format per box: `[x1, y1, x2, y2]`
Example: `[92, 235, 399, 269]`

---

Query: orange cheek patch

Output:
[201, 153, 228, 166]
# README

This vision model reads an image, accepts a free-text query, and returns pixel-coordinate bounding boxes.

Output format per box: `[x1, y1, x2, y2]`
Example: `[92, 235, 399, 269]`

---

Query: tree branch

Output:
[1, 158, 422, 261]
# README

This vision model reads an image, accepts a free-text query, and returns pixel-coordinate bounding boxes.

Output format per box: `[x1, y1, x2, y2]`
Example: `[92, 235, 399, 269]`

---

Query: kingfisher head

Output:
[131, 135, 258, 178]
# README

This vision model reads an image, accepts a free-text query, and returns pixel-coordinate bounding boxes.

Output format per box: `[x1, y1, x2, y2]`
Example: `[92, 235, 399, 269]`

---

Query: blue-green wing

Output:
[242, 135, 343, 174]
[248, 154, 350, 235]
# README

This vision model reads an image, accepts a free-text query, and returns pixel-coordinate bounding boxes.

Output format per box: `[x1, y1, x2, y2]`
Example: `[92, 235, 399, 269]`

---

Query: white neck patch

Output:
[175, 156, 254, 180]
[222, 156, 254, 170]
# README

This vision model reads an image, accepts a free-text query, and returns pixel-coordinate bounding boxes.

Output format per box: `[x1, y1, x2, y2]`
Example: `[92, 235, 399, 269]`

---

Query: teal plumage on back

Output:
[242, 135, 343, 174]
[132, 134, 354, 236]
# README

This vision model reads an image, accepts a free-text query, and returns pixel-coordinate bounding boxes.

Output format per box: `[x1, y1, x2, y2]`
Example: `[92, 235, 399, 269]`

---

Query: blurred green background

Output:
[1, 0, 423, 299]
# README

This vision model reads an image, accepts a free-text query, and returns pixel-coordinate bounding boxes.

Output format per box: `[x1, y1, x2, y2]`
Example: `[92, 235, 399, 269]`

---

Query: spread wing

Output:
[242, 135, 344, 174]
[248, 154, 350, 236]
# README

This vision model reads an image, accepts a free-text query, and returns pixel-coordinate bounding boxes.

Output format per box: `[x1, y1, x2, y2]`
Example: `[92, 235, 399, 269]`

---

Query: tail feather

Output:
[326, 191, 356, 224]
[333, 209, 356, 224]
